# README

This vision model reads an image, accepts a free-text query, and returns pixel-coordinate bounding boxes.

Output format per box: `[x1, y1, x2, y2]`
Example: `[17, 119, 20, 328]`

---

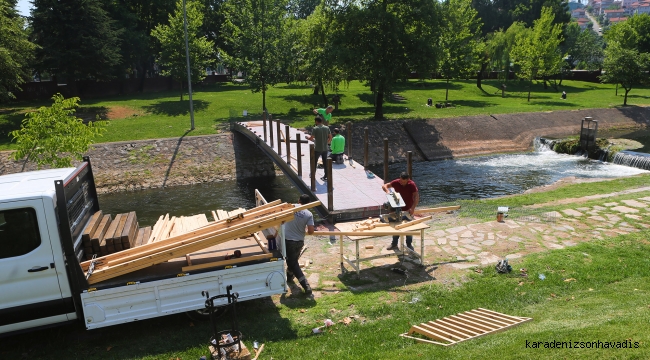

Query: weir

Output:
[612, 151, 650, 170]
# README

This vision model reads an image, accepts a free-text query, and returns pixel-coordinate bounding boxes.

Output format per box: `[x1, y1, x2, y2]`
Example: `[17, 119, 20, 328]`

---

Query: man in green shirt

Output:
[307, 116, 332, 181]
[313, 105, 334, 125]
[330, 128, 345, 164]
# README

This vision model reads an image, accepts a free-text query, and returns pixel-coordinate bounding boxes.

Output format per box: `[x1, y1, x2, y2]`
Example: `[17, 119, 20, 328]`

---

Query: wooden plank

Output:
[475, 308, 531, 322]
[441, 317, 487, 335]
[185, 254, 192, 266]
[408, 325, 454, 343]
[253, 232, 270, 254]
[110, 214, 128, 248]
[134, 228, 145, 248]
[119, 212, 136, 248]
[419, 323, 464, 341]
[313, 231, 421, 236]
[86, 202, 319, 283]
[87, 211, 297, 284]
[451, 314, 500, 331]
[399, 334, 450, 346]
[91, 214, 112, 253]
[80, 202, 295, 270]
[140, 227, 151, 248]
[148, 215, 164, 243]
[182, 253, 273, 272]
[425, 321, 472, 339]
[394, 215, 433, 230]
[435, 318, 483, 336]
[198, 214, 209, 227]
[211, 211, 218, 222]
[463, 311, 513, 327]
[104, 213, 123, 254]
[217, 210, 228, 220]
[151, 214, 169, 242]
[82, 210, 103, 247]
[414, 206, 461, 214]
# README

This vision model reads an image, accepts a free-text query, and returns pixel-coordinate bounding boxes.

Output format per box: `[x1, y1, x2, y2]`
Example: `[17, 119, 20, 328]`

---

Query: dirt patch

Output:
[107, 106, 144, 120]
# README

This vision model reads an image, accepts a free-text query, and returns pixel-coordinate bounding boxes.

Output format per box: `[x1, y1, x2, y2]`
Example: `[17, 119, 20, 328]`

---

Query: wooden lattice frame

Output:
[400, 308, 532, 346]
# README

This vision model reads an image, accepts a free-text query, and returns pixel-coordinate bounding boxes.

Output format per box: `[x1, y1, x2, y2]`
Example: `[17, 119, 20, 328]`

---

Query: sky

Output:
[16, 0, 31, 17]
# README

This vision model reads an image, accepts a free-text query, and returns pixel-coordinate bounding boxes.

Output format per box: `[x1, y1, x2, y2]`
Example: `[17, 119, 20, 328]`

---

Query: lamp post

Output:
[182, 0, 195, 130]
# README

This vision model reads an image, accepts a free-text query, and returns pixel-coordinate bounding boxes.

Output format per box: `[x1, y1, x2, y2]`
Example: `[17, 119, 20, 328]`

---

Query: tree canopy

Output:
[31, 0, 122, 84]
[221, 0, 288, 111]
[0, 0, 36, 102]
[151, 0, 214, 100]
[330, 0, 441, 119]
[10, 94, 108, 169]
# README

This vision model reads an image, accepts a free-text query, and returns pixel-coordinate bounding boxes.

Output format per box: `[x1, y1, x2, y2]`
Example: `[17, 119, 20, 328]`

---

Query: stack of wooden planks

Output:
[80, 200, 320, 285]
[82, 211, 147, 260]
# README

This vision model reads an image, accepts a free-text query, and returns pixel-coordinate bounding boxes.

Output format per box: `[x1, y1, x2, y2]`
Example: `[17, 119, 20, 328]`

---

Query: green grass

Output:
[3, 179, 650, 359]
[1, 79, 649, 150]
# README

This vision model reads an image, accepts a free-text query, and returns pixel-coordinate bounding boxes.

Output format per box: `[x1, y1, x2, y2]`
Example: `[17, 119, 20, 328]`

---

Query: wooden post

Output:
[407, 151, 413, 179]
[296, 133, 302, 176]
[285, 124, 291, 167]
[310, 144, 316, 191]
[327, 158, 333, 211]
[364, 127, 369, 170]
[383, 138, 389, 184]
[269, 118, 274, 148]
[346, 121, 352, 158]
[276, 121, 282, 155]
[263, 110, 267, 142]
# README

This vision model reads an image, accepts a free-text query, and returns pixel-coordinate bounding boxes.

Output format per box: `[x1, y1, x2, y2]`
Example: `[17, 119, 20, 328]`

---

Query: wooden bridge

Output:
[231, 118, 390, 222]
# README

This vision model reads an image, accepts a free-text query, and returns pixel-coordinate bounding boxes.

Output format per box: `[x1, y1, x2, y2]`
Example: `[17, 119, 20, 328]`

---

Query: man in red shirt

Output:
[381, 172, 419, 251]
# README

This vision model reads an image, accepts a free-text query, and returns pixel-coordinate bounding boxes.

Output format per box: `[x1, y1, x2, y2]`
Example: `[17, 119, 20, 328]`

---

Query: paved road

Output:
[585, 10, 603, 36]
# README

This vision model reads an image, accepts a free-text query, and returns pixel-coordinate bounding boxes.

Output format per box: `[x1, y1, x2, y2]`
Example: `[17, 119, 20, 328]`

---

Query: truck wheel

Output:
[185, 306, 228, 321]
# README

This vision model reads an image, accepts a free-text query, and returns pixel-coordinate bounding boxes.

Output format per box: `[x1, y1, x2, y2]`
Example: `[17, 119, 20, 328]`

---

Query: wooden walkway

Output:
[231, 120, 388, 222]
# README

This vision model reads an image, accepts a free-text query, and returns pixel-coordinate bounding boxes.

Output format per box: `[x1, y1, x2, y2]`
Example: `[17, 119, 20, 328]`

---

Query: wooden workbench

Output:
[313, 217, 430, 277]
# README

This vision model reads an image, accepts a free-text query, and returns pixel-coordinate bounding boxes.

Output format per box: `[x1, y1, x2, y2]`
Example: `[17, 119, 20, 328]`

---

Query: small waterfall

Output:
[533, 137, 556, 152]
[612, 151, 650, 170]
[599, 145, 612, 162]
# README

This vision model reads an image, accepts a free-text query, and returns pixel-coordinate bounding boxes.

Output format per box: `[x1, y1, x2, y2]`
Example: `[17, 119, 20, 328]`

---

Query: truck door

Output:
[0, 200, 72, 334]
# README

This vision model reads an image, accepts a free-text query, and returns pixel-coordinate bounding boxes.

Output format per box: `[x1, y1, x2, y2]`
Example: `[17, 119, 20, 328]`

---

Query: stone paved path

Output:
[283, 191, 650, 298]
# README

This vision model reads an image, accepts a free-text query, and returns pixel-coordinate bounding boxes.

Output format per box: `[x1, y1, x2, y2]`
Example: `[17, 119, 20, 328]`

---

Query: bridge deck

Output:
[233, 121, 388, 221]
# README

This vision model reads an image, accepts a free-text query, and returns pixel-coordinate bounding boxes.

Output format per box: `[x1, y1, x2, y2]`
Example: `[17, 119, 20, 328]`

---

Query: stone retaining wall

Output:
[1, 107, 648, 194]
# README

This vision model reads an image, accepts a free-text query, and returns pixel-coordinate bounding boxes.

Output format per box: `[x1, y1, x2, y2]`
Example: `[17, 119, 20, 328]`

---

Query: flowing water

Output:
[100, 146, 648, 226]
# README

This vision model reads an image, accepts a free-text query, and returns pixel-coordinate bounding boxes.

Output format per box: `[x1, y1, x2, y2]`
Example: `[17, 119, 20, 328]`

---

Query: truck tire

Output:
[185, 306, 228, 321]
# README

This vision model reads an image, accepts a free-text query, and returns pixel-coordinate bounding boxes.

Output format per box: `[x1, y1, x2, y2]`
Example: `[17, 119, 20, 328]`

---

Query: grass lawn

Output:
[3, 178, 650, 359]
[0, 79, 649, 150]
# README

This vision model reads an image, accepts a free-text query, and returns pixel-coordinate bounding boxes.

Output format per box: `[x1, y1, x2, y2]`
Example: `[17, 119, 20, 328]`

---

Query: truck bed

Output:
[91, 236, 277, 290]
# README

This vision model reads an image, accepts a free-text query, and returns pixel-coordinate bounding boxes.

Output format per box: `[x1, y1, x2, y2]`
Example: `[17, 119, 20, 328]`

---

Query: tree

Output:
[439, 0, 483, 101]
[0, 0, 36, 102]
[31, 0, 122, 87]
[151, 0, 214, 101]
[571, 27, 604, 70]
[485, 22, 527, 82]
[221, 0, 288, 112]
[605, 13, 650, 54]
[301, 4, 345, 105]
[511, 7, 564, 101]
[10, 94, 108, 169]
[472, 0, 570, 36]
[600, 42, 649, 105]
[331, 0, 441, 119]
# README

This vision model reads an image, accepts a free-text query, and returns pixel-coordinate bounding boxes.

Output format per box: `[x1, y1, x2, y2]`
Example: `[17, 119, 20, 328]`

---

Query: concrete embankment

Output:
[1, 107, 648, 193]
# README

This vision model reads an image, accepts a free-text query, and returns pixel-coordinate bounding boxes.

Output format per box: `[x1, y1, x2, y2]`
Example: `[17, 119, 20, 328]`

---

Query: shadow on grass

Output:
[336, 259, 439, 294]
[528, 100, 576, 107]
[0, 298, 297, 359]
[0, 109, 25, 147]
[76, 106, 109, 122]
[278, 93, 347, 108]
[440, 100, 494, 108]
[143, 99, 209, 116]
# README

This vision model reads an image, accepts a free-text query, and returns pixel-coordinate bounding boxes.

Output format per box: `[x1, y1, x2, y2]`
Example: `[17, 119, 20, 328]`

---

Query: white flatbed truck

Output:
[0, 158, 287, 336]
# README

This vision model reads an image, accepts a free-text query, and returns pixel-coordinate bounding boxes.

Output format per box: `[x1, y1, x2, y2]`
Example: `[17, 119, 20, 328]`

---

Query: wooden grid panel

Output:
[400, 308, 532, 346]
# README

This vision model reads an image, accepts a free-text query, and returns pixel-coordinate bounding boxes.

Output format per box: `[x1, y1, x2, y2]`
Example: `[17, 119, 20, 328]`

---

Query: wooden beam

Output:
[84, 202, 320, 278]
[87, 211, 297, 284]
[313, 231, 421, 236]
[414, 206, 460, 214]
[82, 210, 103, 248]
[80, 203, 294, 270]
[394, 215, 433, 230]
[253, 232, 269, 254]
[182, 253, 273, 272]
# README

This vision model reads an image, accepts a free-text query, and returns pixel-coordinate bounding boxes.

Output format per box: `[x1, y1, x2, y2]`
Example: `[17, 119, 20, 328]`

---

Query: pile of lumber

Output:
[82, 211, 146, 260]
[81, 200, 320, 285]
